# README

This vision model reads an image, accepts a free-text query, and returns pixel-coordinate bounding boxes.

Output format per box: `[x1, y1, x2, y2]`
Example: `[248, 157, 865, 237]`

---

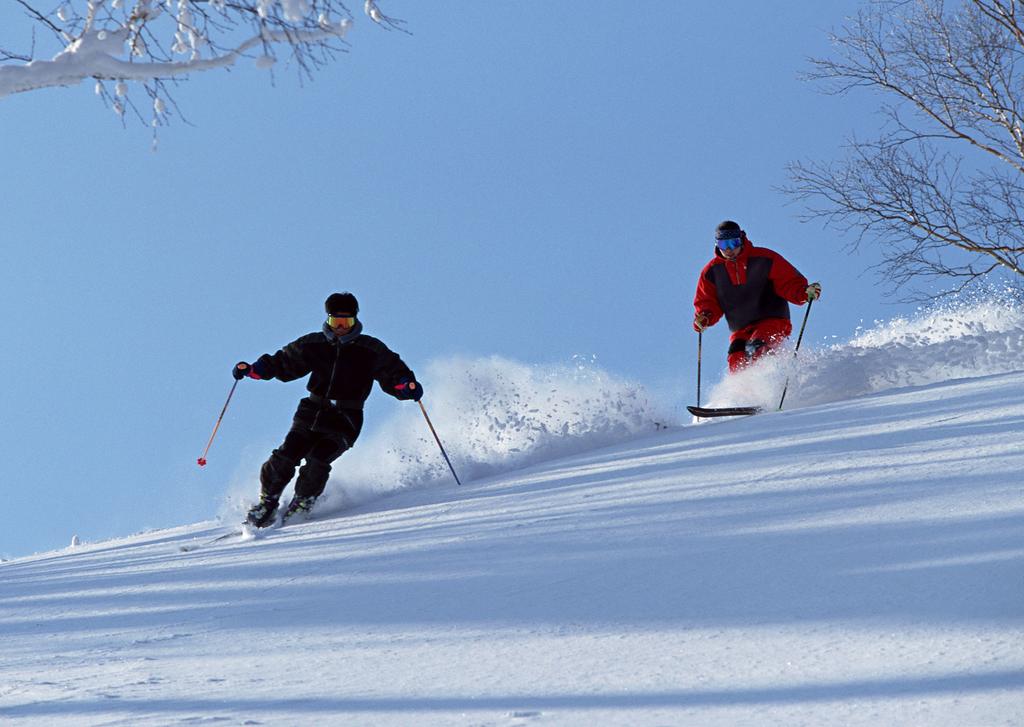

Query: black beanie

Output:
[325, 292, 359, 315]
[715, 220, 744, 240]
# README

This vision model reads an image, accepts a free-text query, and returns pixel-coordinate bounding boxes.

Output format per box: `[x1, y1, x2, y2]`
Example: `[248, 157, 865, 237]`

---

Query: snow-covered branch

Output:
[1, 1, 404, 127]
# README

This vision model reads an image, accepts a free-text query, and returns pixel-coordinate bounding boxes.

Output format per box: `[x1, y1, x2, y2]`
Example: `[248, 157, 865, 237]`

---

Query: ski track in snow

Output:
[0, 300, 1022, 725]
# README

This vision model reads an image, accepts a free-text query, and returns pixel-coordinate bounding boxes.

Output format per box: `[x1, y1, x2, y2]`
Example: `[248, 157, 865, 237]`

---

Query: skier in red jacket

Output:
[693, 220, 821, 372]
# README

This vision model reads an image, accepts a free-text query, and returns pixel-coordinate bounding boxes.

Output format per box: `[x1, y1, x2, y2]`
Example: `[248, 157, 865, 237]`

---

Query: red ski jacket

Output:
[693, 240, 810, 332]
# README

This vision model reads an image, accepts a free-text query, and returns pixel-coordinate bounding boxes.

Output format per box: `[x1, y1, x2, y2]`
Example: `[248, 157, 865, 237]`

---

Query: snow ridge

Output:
[708, 293, 1024, 411]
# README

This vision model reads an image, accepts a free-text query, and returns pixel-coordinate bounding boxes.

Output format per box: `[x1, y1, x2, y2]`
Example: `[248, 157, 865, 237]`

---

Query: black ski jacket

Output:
[253, 323, 415, 439]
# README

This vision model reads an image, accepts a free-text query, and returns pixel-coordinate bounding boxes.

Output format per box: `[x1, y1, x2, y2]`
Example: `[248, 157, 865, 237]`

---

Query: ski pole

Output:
[417, 399, 462, 486]
[697, 330, 703, 408]
[777, 299, 813, 411]
[197, 379, 239, 467]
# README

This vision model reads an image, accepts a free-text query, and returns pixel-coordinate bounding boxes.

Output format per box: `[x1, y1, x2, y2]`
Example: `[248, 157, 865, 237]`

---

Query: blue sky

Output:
[0, 0, 911, 558]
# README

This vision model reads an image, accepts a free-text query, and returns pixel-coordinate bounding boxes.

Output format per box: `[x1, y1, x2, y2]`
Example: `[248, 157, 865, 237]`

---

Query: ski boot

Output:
[282, 494, 317, 523]
[245, 494, 279, 528]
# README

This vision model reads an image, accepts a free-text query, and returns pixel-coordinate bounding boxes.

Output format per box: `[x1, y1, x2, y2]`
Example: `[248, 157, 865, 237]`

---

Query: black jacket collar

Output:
[322, 319, 364, 345]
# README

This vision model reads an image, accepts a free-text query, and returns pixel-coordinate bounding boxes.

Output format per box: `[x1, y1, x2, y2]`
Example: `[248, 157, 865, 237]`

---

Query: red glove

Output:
[233, 362, 266, 380]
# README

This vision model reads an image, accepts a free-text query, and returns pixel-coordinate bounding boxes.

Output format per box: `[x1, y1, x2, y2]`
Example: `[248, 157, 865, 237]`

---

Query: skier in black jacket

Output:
[233, 292, 422, 527]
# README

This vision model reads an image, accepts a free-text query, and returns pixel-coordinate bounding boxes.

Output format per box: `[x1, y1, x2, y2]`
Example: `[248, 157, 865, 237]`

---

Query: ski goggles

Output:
[716, 235, 743, 251]
[327, 314, 356, 328]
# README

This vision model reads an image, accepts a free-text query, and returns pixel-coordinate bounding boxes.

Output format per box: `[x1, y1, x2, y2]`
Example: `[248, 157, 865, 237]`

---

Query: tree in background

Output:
[787, 0, 1024, 301]
[0, 0, 403, 128]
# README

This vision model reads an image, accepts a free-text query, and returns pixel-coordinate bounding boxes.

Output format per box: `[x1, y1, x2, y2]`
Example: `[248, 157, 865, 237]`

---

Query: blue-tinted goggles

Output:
[716, 235, 743, 251]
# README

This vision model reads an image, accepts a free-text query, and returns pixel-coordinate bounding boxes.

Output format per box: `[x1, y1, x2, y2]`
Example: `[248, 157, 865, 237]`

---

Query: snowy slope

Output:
[1, 301, 1023, 726]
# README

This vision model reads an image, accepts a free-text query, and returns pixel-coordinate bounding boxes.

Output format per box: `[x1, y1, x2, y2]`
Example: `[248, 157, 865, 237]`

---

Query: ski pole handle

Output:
[197, 379, 239, 467]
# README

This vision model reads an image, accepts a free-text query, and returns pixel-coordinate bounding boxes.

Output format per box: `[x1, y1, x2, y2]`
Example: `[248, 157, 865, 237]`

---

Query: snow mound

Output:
[329, 355, 670, 506]
[706, 293, 1024, 411]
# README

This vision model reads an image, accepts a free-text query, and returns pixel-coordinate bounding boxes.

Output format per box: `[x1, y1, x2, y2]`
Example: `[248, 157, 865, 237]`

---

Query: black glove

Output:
[393, 379, 423, 401]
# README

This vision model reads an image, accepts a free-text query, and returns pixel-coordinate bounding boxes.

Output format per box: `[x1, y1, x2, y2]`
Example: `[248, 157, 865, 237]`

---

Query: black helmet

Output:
[324, 292, 359, 315]
[715, 220, 744, 240]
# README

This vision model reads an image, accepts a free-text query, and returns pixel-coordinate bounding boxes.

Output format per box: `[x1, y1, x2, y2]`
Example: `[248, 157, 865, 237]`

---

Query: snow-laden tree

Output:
[786, 0, 1024, 301]
[0, 0, 404, 126]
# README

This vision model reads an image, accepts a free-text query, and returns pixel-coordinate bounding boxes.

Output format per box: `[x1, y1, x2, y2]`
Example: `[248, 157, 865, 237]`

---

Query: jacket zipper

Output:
[311, 341, 342, 432]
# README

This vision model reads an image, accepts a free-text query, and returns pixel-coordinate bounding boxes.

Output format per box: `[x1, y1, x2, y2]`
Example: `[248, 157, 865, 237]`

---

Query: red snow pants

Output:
[727, 317, 793, 372]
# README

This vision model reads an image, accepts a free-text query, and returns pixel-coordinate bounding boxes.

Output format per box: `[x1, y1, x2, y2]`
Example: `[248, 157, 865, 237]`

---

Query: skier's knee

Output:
[260, 449, 298, 492]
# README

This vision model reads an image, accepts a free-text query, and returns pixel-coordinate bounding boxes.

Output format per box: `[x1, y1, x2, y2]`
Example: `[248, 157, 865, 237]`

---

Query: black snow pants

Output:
[259, 398, 361, 500]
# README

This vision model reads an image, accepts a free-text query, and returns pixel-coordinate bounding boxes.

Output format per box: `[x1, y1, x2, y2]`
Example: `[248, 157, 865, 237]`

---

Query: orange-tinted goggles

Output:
[328, 315, 356, 328]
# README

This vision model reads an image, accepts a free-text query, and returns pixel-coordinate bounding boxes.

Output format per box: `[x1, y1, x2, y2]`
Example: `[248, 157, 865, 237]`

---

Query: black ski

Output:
[178, 510, 315, 552]
[179, 528, 247, 552]
[687, 405, 762, 418]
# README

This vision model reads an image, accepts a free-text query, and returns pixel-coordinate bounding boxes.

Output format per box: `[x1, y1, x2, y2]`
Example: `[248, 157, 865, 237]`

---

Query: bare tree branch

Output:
[787, 0, 1024, 301]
